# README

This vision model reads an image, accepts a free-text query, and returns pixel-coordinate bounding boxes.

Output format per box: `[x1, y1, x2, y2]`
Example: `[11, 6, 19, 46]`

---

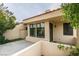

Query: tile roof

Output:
[23, 8, 61, 21]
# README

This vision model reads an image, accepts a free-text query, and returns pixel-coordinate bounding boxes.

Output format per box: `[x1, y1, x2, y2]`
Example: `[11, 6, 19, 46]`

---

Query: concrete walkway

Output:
[0, 40, 33, 56]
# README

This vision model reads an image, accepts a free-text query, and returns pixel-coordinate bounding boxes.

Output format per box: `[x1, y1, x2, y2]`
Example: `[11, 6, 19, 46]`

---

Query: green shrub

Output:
[57, 44, 79, 56]
[57, 44, 65, 50]
[0, 37, 24, 45]
[69, 46, 79, 56]
[0, 35, 6, 44]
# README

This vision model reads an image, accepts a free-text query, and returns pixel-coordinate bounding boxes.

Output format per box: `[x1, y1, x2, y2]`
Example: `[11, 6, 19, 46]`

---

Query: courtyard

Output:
[0, 40, 33, 56]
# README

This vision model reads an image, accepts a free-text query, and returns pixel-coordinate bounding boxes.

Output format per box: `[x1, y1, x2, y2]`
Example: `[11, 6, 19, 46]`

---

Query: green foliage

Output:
[61, 3, 79, 28]
[58, 3, 79, 56]
[0, 3, 16, 44]
[0, 38, 23, 45]
[57, 44, 71, 51]
[69, 46, 79, 56]
[57, 44, 79, 56]
[57, 44, 64, 50]
[0, 35, 5, 44]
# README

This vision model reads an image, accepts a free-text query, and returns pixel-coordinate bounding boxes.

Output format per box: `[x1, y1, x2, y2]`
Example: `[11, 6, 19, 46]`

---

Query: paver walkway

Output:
[0, 40, 33, 56]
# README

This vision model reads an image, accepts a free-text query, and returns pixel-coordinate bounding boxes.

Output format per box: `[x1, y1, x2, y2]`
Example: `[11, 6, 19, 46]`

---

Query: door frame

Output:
[49, 23, 53, 42]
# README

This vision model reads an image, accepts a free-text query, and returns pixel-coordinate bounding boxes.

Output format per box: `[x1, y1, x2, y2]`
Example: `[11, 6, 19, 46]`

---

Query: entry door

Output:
[49, 23, 53, 42]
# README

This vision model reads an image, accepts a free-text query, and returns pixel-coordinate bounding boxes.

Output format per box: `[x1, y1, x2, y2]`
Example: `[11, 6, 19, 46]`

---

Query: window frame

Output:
[63, 23, 73, 35]
[29, 22, 45, 38]
[30, 24, 36, 37]
[37, 23, 45, 38]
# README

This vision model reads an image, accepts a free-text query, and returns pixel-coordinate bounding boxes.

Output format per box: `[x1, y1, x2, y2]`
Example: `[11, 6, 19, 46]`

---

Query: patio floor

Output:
[0, 40, 33, 56]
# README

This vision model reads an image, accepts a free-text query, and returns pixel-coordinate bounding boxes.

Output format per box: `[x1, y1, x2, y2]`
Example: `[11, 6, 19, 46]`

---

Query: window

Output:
[63, 23, 73, 35]
[37, 23, 45, 38]
[29, 23, 45, 38]
[30, 24, 36, 37]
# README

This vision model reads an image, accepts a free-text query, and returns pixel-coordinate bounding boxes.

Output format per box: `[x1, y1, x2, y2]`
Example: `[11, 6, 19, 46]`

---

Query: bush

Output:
[69, 47, 79, 56]
[0, 35, 6, 44]
[0, 37, 24, 45]
[57, 44, 79, 56]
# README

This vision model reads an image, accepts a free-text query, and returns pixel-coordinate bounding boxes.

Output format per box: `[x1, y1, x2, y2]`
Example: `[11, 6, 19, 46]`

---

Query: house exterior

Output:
[23, 8, 78, 45]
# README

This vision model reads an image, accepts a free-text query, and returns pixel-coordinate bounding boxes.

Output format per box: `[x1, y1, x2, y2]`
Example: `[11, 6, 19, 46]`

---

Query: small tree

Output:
[0, 3, 16, 44]
[61, 3, 79, 28]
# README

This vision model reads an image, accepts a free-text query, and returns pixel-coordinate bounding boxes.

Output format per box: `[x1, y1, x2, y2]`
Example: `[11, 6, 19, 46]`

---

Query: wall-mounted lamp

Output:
[54, 24, 56, 28]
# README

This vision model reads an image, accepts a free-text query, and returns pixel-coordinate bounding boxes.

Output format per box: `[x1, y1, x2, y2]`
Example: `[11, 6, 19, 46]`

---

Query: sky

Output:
[4, 3, 61, 22]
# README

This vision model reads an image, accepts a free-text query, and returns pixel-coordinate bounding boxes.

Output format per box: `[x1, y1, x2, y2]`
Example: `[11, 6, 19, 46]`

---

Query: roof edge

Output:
[23, 8, 61, 21]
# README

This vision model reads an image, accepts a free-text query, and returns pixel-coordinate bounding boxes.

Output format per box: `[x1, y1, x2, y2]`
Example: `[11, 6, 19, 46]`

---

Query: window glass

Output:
[33, 24, 36, 28]
[30, 24, 36, 37]
[63, 23, 73, 35]
[37, 23, 45, 38]
[30, 24, 33, 28]
[37, 23, 41, 28]
[29, 23, 45, 38]
[41, 22, 45, 27]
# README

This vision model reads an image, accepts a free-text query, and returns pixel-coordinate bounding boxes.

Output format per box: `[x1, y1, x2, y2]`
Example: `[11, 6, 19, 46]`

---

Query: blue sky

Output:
[5, 3, 61, 22]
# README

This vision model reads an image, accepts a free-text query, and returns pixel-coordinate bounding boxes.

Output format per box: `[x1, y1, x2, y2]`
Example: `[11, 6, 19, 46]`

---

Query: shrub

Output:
[0, 35, 6, 44]
[69, 46, 79, 56]
[57, 44, 79, 56]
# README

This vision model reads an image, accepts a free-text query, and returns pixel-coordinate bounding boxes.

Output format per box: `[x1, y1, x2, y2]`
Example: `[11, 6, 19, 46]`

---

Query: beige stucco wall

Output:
[41, 41, 71, 56]
[13, 41, 73, 56]
[53, 22, 77, 44]
[76, 29, 79, 45]
[4, 24, 27, 40]
[13, 41, 42, 56]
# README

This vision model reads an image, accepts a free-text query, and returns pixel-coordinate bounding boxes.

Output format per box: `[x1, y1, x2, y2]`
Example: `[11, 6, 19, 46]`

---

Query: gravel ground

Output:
[0, 40, 33, 56]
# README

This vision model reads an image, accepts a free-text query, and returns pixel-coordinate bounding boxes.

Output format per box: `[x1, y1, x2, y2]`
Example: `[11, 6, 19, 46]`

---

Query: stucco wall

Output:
[41, 41, 71, 56]
[76, 29, 79, 45]
[4, 24, 27, 40]
[13, 41, 42, 56]
[25, 21, 77, 44]
[13, 41, 73, 56]
[53, 22, 77, 44]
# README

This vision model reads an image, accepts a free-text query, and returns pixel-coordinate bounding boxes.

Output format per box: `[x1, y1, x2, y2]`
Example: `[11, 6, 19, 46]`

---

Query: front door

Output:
[49, 23, 53, 42]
